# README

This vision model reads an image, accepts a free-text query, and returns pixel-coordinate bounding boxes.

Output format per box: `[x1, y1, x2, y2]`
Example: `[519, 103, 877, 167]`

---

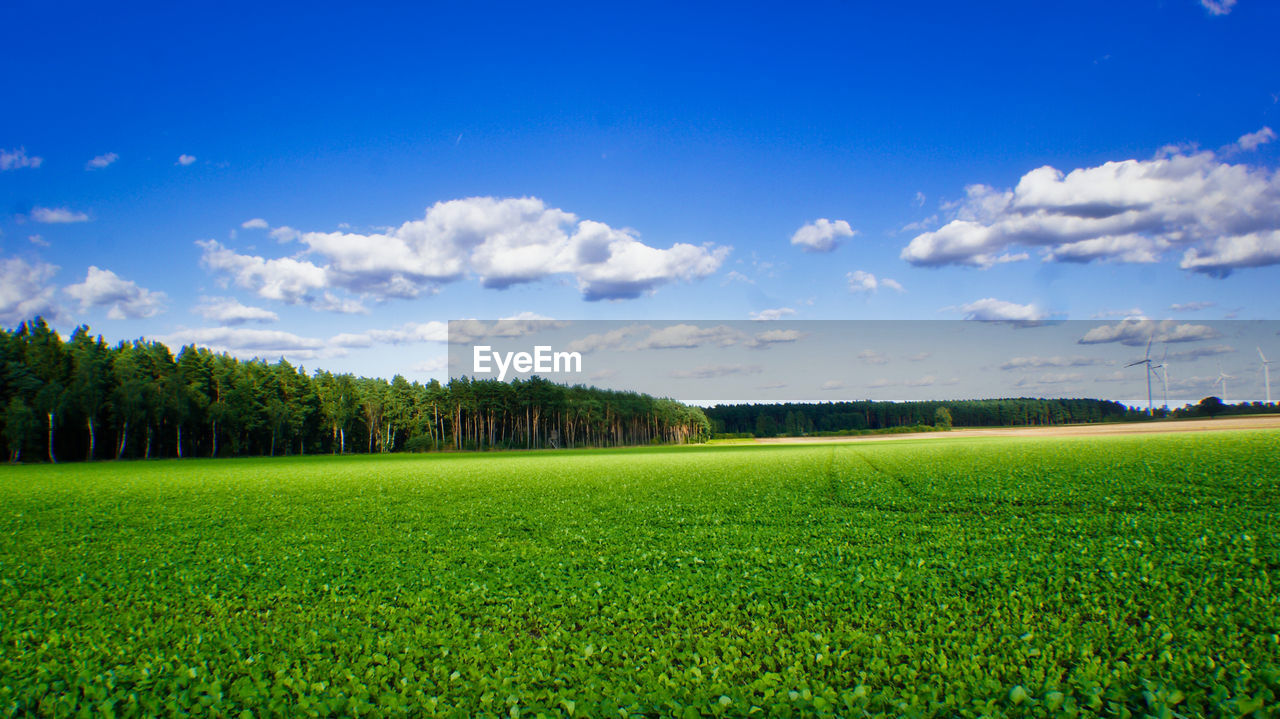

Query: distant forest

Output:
[705, 395, 1275, 437]
[0, 319, 711, 463]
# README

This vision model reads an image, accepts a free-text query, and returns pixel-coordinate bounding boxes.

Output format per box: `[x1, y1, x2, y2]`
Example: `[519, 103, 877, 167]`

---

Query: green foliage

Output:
[1, 430, 1277, 715]
[934, 406, 953, 429]
[0, 319, 709, 462]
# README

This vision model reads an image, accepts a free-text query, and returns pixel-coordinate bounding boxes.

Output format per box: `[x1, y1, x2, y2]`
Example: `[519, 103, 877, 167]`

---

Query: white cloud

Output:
[0, 257, 61, 323]
[199, 197, 726, 303]
[914, 191, 927, 207]
[241, 218, 269, 229]
[31, 206, 89, 224]
[160, 327, 332, 361]
[1000, 355, 1108, 370]
[1166, 344, 1234, 361]
[636, 324, 743, 350]
[86, 152, 118, 169]
[1078, 319, 1220, 346]
[1170, 301, 1215, 312]
[858, 349, 890, 365]
[750, 307, 796, 321]
[0, 147, 42, 170]
[1235, 127, 1275, 152]
[847, 270, 905, 294]
[748, 329, 805, 347]
[1180, 230, 1280, 276]
[1200, 0, 1236, 15]
[330, 321, 449, 348]
[904, 375, 938, 387]
[313, 292, 369, 314]
[1090, 307, 1146, 319]
[670, 364, 762, 379]
[1016, 372, 1084, 386]
[790, 218, 855, 253]
[197, 239, 329, 304]
[902, 148, 1280, 275]
[64, 266, 167, 319]
[821, 380, 846, 390]
[411, 356, 448, 374]
[957, 298, 1048, 326]
[177, 154, 197, 166]
[191, 296, 279, 324]
[28, 234, 49, 247]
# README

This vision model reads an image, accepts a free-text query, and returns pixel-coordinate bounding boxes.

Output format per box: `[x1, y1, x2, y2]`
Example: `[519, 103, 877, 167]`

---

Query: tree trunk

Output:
[211, 419, 218, 458]
[176, 424, 183, 459]
[48, 412, 57, 464]
[87, 417, 95, 461]
[116, 421, 128, 460]
[340, 427, 346, 454]
[270, 430, 276, 457]
[145, 426, 152, 459]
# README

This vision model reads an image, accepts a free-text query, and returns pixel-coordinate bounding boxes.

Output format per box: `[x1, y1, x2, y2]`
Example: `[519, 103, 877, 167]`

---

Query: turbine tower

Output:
[1261, 347, 1273, 405]
[1151, 344, 1169, 411]
[1126, 336, 1155, 415]
[1213, 368, 1230, 406]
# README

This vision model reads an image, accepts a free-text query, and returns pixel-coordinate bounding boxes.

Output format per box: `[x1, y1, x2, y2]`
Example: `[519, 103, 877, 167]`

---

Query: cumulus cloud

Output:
[330, 321, 449, 348]
[748, 329, 805, 347]
[636, 324, 742, 350]
[1235, 127, 1276, 152]
[160, 327, 331, 360]
[901, 148, 1280, 275]
[1015, 372, 1083, 387]
[791, 218, 855, 253]
[847, 270, 905, 294]
[750, 307, 796, 321]
[1200, 0, 1236, 15]
[0, 257, 61, 323]
[0, 147, 42, 170]
[957, 298, 1048, 326]
[86, 152, 118, 169]
[1166, 344, 1234, 361]
[191, 296, 279, 324]
[177, 154, 197, 166]
[1091, 307, 1145, 320]
[1170, 301, 1215, 312]
[821, 380, 846, 390]
[1078, 319, 1220, 346]
[198, 239, 329, 304]
[1000, 355, 1109, 370]
[200, 197, 726, 304]
[241, 218, 269, 229]
[31, 206, 89, 223]
[670, 364, 762, 379]
[858, 349, 890, 365]
[64, 266, 167, 319]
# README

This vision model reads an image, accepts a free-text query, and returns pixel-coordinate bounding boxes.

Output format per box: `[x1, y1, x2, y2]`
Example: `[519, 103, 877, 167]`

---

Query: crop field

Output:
[1, 431, 1278, 717]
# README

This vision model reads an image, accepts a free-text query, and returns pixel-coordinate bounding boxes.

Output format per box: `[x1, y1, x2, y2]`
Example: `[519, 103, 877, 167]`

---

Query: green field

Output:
[1, 431, 1278, 717]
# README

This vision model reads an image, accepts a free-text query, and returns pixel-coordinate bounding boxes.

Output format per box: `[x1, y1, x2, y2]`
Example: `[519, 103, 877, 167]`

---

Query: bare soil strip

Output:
[754, 415, 1280, 444]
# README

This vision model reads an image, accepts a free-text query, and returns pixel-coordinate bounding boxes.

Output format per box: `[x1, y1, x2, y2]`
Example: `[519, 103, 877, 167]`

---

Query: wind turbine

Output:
[1260, 347, 1273, 405]
[1213, 367, 1231, 406]
[1126, 336, 1155, 415]
[1151, 344, 1169, 411]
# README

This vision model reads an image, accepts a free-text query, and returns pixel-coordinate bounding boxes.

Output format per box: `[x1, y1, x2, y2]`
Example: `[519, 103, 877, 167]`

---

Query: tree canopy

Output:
[0, 318, 710, 462]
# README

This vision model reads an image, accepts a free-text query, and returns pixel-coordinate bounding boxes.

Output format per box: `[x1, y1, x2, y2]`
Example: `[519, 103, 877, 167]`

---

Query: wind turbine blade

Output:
[1125, 360, 1146, 367]
[1261, 346, 1269, 364]
[1145, 335, 1153, 359]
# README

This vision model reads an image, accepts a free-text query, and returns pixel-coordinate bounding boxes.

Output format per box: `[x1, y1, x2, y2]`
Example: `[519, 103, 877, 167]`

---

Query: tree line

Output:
[708, 397, 1150, 437]
[0, 318, 711, 463]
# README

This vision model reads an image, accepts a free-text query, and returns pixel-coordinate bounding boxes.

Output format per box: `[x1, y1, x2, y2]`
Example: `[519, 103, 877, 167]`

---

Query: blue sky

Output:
[2, 0, 1279, 385]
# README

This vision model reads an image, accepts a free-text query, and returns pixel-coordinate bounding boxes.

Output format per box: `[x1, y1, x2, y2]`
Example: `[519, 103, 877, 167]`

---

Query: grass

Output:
[1, 431, 1277, 717]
